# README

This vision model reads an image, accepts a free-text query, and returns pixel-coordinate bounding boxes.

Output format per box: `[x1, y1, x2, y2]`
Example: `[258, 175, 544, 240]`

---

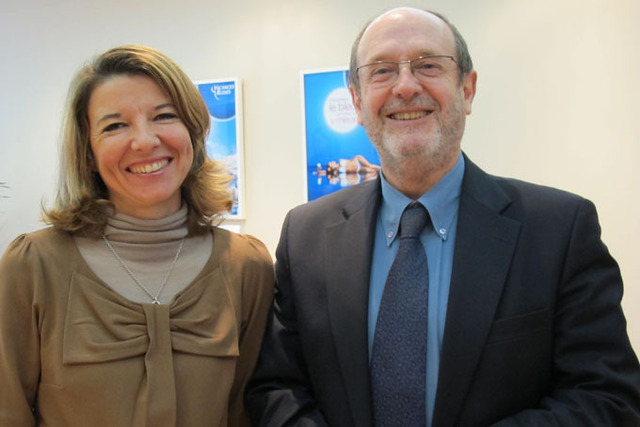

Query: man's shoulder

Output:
[477, 173, 594, 228]
[463, 156, 586, 211]
[290, 179, 380, 219]
[493, 175, 583, 203]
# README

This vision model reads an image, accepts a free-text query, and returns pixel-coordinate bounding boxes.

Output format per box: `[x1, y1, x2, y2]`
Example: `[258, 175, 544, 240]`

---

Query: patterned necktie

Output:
[371, 202, 429, 427]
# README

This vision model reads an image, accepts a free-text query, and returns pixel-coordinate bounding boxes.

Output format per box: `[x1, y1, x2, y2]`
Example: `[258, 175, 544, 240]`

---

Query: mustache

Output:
[380, 98, 438, 115]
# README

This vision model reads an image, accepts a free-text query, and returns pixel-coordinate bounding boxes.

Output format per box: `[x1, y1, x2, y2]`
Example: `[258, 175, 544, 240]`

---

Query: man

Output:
[246, 7, 640, 426]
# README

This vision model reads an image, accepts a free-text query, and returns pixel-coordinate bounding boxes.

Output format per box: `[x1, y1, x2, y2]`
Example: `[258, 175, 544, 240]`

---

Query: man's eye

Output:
[372, 66, 395, 75]
[415, 61, 439, 70]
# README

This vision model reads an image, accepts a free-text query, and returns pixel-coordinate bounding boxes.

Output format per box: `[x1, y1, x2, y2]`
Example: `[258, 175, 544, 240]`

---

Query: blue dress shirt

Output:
[368, 154, 465, 425]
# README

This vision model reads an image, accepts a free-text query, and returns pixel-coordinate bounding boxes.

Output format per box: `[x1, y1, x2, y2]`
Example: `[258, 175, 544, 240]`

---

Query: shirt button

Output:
[387, 231, 394, 239]
[439, 228, 447, 235]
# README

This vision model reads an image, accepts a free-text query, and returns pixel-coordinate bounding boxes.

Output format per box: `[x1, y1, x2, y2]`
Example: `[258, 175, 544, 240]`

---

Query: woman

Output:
[0, 45, 274, 426]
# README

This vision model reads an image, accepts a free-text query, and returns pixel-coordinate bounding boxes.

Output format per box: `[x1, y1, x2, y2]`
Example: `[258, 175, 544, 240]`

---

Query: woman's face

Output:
[88, 74, 193, 219]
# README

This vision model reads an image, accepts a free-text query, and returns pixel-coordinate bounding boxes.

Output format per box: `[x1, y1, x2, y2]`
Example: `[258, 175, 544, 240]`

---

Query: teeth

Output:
[130, 159, 169, 174]
[391, 111, 429, 120]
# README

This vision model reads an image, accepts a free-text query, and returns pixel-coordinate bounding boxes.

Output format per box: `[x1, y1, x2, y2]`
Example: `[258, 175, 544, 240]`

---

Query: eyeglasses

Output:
[356, 55, 456, 86]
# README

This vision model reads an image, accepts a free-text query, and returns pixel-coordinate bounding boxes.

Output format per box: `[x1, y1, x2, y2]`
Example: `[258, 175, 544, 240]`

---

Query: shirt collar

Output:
[380, 154, 465, 246]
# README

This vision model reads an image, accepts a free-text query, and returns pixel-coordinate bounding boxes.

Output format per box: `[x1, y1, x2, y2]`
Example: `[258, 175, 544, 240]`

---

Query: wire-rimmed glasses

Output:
[356, 55, 456, 86]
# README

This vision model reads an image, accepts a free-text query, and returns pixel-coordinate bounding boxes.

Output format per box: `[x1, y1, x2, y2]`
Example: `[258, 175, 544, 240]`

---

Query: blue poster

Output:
[195, 79, 243, 218]
[302, 69, 380, 201]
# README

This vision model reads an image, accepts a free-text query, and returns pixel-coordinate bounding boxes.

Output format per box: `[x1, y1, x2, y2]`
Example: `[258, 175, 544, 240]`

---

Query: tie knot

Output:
[399, 203, 429, 239]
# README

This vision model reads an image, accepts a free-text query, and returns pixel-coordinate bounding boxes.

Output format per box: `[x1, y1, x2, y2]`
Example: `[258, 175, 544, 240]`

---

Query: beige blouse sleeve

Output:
[0, 234, 43, 426]
[226, 234, 275, 426]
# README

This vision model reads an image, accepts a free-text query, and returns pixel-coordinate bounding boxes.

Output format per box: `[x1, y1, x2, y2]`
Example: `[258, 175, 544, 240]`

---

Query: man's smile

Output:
[388, 110, 432, 120]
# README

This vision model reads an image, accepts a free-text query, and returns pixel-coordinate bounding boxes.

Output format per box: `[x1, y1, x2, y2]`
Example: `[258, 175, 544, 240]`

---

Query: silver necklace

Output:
[102, 235, 185, 305]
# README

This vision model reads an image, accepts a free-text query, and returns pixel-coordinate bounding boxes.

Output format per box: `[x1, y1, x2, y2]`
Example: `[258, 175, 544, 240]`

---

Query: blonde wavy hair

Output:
[43, 45, 233, 237]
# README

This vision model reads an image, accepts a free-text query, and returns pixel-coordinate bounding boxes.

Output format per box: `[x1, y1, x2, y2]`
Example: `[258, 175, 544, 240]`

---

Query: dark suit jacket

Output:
[246, 155, 640, 426]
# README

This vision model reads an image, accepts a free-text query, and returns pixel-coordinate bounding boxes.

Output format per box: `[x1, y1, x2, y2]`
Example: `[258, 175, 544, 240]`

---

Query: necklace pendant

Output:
[103, 235, 185, 308]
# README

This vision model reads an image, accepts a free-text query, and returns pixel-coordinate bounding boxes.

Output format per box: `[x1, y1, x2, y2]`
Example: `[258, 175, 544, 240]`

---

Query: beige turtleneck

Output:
[74, 205, 212, 304]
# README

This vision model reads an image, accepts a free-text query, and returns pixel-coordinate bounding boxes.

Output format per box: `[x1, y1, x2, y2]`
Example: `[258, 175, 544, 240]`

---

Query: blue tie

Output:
[371, 202, 429, 427]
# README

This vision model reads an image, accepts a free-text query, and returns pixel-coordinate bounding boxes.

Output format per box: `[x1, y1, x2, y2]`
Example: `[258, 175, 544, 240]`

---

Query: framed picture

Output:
[194, 78, 245, 219]
[301, 68, 380, 202]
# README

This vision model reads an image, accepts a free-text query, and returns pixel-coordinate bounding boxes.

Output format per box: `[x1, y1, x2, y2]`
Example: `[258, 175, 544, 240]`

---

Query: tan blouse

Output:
[0, 226, 274, 426]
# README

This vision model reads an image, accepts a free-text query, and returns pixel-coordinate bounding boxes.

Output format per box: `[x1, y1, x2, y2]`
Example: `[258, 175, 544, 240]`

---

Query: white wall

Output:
[1, 0, 638, 352]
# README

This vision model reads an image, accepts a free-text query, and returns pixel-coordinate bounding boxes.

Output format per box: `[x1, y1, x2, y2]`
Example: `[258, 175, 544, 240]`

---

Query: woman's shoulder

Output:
[213, 228, 274, 307]
[220, 228, 271, 258]
[2, 227, 73, 261]
[0, 228, 76, 299]
[212, 227, 273, 270]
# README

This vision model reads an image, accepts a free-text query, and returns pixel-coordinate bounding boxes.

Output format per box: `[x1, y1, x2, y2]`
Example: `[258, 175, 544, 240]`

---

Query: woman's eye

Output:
[155, 112, 178, 121]
[102, 122, 125, 133]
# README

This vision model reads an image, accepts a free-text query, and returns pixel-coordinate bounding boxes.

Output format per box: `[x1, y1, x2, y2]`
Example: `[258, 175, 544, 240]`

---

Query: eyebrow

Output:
[95, 103, 176, 126]
[95, 113, 121, 126]
[366, 50, 441, 63]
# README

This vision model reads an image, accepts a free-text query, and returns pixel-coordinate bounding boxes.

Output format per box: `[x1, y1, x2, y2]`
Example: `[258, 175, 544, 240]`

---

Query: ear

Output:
[462, 70, 477, 115]
[349, 84, 364, 126]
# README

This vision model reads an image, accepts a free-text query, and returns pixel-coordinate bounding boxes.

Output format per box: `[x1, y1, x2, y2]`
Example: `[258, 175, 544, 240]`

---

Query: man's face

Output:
[350, 9, 477, 173]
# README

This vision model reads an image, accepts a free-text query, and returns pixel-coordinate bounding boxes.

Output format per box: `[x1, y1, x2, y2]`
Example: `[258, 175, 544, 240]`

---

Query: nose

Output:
[130, 121, 160, 151]
[391, 63, 423, 99]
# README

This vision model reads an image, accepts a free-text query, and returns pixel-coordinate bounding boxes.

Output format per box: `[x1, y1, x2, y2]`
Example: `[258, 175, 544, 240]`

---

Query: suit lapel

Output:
[433, 158, 521, 426]
[319, 159, 521, 426]
[325, 179, 380, 426]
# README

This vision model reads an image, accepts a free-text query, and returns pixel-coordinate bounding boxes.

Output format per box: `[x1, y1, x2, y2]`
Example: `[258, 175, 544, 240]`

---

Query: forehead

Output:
[88, 74, 168, 113]
[357, 9, 456, 63]
[91, 74, 165, 101]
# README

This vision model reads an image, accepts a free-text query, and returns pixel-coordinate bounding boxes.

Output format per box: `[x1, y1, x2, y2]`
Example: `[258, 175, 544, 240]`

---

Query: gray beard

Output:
[365, 102, 466, 180]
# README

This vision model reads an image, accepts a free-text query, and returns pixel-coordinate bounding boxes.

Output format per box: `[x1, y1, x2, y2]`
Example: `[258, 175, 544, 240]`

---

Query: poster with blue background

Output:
[195, 79, 244, 218]
[302, 68, 380, 201]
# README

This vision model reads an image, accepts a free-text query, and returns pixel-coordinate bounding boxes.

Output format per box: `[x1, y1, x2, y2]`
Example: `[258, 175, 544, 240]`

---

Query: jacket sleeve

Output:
[245, 213, 330, 427]
[0, 235, 42, 426]
[494, 198, 640, 426]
